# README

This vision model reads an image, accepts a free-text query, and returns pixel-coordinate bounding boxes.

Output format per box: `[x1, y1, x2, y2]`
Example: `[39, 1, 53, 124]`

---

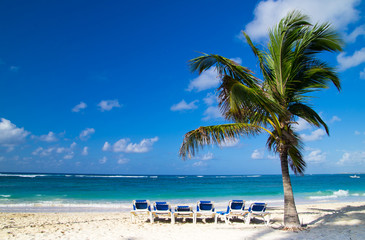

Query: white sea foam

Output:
[196, 176, 204, 178]
[75, 175, 148, 178]
[216, 176, 226, 178]
[177, 176, 185, 179]
[0, 174, 47, 178]
[150, 176, 158, 178]
[247, 175, 261, 178]
[309, 189, 349, 200]
[0, 195, 11, 198]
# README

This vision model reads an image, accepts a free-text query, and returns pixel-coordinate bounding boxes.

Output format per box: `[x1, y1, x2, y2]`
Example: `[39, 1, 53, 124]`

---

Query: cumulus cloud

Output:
[337, 151, 365, 165]
[32, 142, 76, 159]
[97, 99, 121, 112]
[102, 142, 111, 151]
[81, 146, 88, 156]
[37, 131, 58, 142]
[170, 100, 198, 111]
[244, 0, 361, 41]
[292, 118, 311, 132]
[251, 149, 264, 159]
[203, 93, 218, 106]
[194, 152, 214, 161]
[202, 106, 223, 121]
[218, 138, 239, 148]
[300, 129, 326, 142]
[117, 157, 129, 164]
[187, 58, 242, 92]
[192, 161, 208, 167]
[337, 48, 365, 71]
[306, 149, 326, 163]
[0, 118, 30, 150]
[360, 68, 365, 79]
[344, 24, 365, 43]
[79, 128, 95, 141]
[187, 68, 219, 92]
[107, 137, 159, 153]
[330, 116, 341, 123]
[72, 102, 87, 112]
[9, 66, 19, 72]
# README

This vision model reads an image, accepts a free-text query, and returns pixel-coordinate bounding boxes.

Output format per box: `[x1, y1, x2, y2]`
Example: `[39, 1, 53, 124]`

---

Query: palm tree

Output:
[179, 11, 343, 228]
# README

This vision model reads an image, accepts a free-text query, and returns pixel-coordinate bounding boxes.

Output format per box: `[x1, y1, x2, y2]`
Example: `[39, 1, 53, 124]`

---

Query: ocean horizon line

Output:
[1, 172, 363, 176]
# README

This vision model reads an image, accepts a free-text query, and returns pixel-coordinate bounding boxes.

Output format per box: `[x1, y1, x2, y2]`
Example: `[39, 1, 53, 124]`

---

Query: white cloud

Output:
[203, 93, 218, 106]
[72, 102, 87, 112]
[117, 157, 129, 164]
[187, 68, 219, 92]
[32, 147, 55, 157]
[306, 149, 326, 163]
[354, 130, 361, 135]
[300, 129, 326, 142]
[330, 116, 341, 123]
[193, 161, 207, 167]
[360, 68, 365, 79]
[102, 142, 111, 151]
[38, 131, 58, 142]
[337, 151, 365, 165]
[344, 25, 365, 43]
[33, 142, 76, 159]
[187, 58, 242, 92]
[251, 149, 264, 159]
[194, 152, 214, 161]
[0, 118, 30, 150]
[202, 106, 223, 121]
[244, 0, 361, 41]
[201, 152, 214, 161]
[337, 48, 365, 71]
[70, 142, 77, 149]
[99, 156, 107, 164]
[170, 100, 198, 111]
[79, 128, 95, 141]
[218, 138, 239, 148]
[97, 99, 121, 112]
[81, 146, 88, 156]
[267, 154, 278, 160]
[111, 137, 159, 153]
[292, 118, 311, 132]
[63, 153, 74, 160]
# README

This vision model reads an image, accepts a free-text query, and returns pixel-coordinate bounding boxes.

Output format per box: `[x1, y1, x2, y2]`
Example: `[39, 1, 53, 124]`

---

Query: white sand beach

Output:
[0, 201, 364, 240]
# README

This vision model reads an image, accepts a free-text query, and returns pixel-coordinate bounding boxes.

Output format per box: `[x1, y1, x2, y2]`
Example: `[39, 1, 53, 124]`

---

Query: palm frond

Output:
[179, 123, 261, 160]
[289, 103, 329, 134]
[189, 54, 260, 87]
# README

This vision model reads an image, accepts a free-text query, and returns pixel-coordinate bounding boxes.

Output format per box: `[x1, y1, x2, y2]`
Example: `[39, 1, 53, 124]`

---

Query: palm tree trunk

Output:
[280, 148, 301, 227]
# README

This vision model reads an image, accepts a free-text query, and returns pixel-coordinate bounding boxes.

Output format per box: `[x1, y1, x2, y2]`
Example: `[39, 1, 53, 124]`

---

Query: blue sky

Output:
[1, 0, 365, 175]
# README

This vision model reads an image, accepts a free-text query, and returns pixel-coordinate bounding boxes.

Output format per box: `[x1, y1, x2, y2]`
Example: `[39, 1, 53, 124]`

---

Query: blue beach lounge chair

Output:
[130, 200, 152, 223]
[173, 205, 196, 224]
[218, 200, 246, 224]
[195, 200, 218, 224]
[245, 202, 271, 225]
[151, 201, 175, 224]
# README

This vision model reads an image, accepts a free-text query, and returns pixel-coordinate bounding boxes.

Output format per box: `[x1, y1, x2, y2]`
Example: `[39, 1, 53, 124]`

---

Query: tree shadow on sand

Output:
[246, 204, 365, 240]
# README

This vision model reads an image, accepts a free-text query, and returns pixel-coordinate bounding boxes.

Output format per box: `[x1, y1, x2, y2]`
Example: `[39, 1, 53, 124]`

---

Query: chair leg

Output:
[193, 214, 197, 224]
[171, 213, 175, 224]
[214, 214, 218, 224]
[245, 213, 251, 225]
[224, 215, 229, 224]
[150, 213, 154, 223]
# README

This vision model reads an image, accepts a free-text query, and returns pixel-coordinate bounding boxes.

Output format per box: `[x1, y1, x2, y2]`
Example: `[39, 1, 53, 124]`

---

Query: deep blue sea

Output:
[0, 173, 364, 212]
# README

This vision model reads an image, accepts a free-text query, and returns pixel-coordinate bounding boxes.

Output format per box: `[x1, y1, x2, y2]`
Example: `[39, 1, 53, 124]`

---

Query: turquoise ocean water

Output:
[0, 173, 364, 212]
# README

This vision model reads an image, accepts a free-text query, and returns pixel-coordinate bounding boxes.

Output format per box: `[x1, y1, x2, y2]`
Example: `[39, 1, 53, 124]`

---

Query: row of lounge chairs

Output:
[130, 200, 270, 225]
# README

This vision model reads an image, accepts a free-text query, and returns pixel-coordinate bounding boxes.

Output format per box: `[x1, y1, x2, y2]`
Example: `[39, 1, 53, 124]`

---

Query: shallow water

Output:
[0, 173, 364, 212]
